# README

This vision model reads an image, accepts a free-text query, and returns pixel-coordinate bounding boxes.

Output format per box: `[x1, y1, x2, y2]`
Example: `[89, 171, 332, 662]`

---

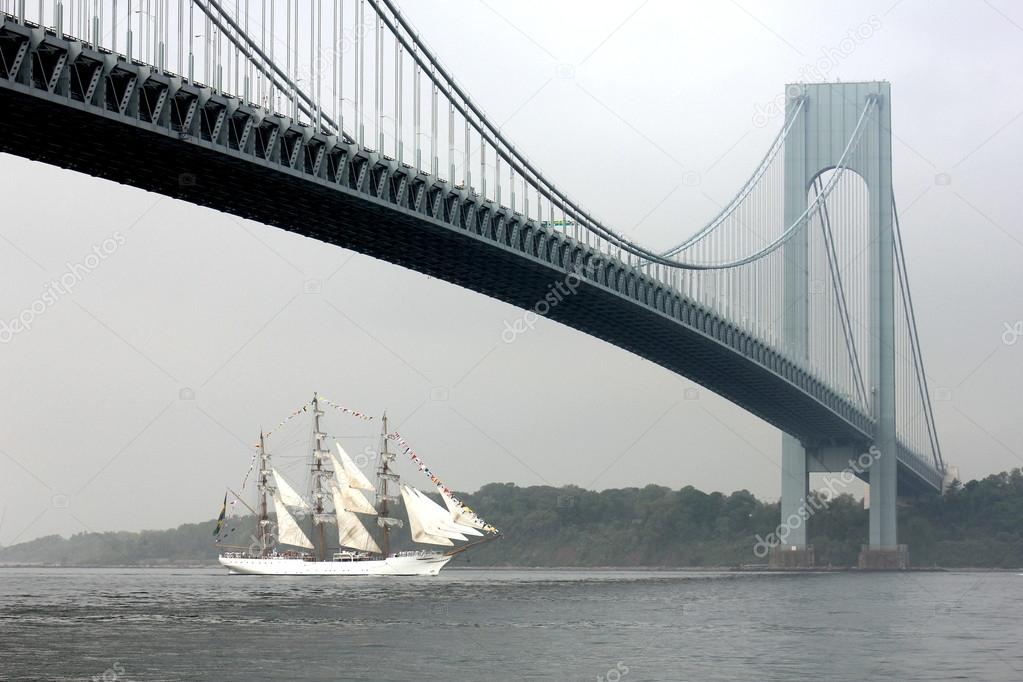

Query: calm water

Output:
[0, 567, 1021, 681]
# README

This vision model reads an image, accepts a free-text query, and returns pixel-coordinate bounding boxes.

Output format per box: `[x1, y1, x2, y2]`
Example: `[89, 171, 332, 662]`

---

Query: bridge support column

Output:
[769, 435, 815, 568]
[772, 83, 814, 570]
[860, 84, 907, 570]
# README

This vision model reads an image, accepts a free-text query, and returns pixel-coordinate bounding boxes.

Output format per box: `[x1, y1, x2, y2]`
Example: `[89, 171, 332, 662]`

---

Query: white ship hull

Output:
[219, 553, 453, 576]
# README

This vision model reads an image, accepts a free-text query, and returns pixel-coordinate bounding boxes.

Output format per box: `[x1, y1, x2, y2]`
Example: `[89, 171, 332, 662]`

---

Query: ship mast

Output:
[256, 432, 270, 557]
[375, 412, 401, 555]
[309, 393, 330, 561]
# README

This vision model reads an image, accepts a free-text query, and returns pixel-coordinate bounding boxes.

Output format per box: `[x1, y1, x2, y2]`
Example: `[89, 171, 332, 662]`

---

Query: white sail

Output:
[411, 488, 470, 541]
[400, 485, 454, 546]
[342, 482, 379, 515]
[328, 452, 378, 514]
[330, 471, 378, 514]
[271, 490, 314, 549]
[333, 442, 375, 491]
[412, 488, 466, 535]
[438, 487, 486, 535]
[272, 469, 311, 510]
[333, 485, 383, 553]
[328, 451, 352, 495]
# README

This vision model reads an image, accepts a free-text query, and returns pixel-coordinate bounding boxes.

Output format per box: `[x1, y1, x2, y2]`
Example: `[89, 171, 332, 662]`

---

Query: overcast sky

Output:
[1, 0, 1021, 545]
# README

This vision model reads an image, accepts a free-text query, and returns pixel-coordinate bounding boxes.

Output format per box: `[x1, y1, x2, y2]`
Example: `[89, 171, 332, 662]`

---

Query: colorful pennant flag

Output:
[388, 431, 499, 534]
[320, 397, 375, 421]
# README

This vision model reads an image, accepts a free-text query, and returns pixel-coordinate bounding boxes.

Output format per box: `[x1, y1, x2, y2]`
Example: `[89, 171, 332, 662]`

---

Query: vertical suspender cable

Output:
[893, 197, 943, 471]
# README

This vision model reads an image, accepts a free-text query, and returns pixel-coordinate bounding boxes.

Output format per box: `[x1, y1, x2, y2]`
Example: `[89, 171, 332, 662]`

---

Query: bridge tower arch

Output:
[775, 81, 904, 569]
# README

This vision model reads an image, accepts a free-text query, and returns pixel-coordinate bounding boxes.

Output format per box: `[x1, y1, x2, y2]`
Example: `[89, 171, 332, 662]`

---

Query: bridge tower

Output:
[773, 81, 906, 570]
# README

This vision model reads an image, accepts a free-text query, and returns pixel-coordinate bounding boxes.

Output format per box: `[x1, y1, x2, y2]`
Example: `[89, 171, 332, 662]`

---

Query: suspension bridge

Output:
[0, 1, 948, 568]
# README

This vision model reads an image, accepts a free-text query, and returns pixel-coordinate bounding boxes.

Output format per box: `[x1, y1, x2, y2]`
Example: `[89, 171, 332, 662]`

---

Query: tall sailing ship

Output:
[216, 394, 498, 576]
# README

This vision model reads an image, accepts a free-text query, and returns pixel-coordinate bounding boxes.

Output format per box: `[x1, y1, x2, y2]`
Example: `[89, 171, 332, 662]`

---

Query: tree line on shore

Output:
[2, 468, 1020, 568]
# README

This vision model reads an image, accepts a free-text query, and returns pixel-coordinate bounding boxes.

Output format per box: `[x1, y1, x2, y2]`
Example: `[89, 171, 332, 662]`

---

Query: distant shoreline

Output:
[4, 472, 1022, 570]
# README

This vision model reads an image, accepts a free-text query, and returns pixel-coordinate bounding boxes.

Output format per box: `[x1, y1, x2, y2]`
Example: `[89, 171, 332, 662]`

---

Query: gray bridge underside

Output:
[0, 30, 942, 494]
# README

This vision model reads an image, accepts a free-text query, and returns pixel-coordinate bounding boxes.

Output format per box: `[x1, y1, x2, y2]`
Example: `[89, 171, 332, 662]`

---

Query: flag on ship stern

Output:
[213, 493, 228, 536]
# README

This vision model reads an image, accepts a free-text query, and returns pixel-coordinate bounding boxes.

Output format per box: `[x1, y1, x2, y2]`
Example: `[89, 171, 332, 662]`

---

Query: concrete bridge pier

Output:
[770, 440, 908, 569]
[861, 439, 909, 569]
[768, 436, 815, 568]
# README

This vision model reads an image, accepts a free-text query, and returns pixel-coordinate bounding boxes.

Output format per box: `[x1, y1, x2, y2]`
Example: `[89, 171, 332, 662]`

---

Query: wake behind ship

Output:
[215, 394, 499, 576]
